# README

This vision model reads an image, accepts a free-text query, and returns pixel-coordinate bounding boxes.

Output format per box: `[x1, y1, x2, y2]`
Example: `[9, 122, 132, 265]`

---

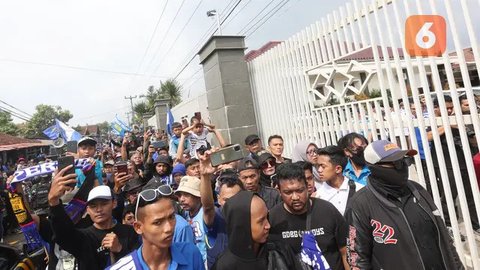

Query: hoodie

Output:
[144, 155, 174, 186]
[213, 191, 268, 270]
[213, 191, 302, 270]
[292, 141, 321, 184]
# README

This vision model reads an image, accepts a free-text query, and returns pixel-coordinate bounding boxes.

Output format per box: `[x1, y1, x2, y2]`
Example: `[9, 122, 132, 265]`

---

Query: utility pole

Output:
[125, 112, 131, 127]
[124, 95, 145, 126]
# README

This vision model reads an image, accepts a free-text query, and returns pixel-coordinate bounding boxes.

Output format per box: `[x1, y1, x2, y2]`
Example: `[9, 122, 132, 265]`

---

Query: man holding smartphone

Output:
[76, 137, 103, 186]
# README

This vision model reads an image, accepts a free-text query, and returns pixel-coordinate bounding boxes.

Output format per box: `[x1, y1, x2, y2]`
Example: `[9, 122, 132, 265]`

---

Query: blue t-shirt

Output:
[75, 159, 103, 187]
[106, 242, 203, 270]
[185, 207, 208, 263]
[173, 214, 194, 244]
[343, 160, 370, 186]
[414, 127, 431, 160]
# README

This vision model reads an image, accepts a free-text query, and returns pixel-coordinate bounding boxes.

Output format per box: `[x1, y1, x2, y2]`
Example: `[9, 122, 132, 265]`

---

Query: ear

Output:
[112, 199, 117, 209]
[335, 165, 343, 174]
[133, 221, 143, 235]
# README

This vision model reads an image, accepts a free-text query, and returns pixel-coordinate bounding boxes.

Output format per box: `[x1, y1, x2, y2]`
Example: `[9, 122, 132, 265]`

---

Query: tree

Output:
[160, 79, 182, 108]
[0, 111, 19, 135]
[23, 104, 73, 138]
[133, 101, 150, 123]
[97, 121, 110, 137]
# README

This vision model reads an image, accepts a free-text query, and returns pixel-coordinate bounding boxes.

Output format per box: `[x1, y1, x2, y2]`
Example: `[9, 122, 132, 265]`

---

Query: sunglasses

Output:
[378, 156, 414, 170]
[261, 159, 276, 169]
[135, 185, 173, 220]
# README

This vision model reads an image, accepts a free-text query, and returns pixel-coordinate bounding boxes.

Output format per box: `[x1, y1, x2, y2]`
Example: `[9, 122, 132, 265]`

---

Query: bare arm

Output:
[175, 133, 188, 164]
[198, 150, 216, 227]
[212, 129, 226, 148]
[340, 246, 350, 270]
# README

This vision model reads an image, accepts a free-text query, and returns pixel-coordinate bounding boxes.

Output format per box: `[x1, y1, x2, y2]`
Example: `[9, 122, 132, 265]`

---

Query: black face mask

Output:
[350, 148, 366, 167]
[369, 160, 410, 197]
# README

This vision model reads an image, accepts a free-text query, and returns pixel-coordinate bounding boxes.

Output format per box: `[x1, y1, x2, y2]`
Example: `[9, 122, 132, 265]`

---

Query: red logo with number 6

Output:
[405, 15, 446, 57]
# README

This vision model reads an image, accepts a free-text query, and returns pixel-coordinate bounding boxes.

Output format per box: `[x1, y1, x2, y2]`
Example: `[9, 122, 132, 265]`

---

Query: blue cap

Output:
[172, 163, 186, 176]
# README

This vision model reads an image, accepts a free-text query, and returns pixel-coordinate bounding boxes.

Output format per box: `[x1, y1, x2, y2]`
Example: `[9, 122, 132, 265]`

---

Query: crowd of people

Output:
[0, 96, 477, 269]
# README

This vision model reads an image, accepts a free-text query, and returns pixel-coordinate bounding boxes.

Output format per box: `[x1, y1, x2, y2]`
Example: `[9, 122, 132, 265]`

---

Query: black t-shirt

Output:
[268, 198, 348, 270]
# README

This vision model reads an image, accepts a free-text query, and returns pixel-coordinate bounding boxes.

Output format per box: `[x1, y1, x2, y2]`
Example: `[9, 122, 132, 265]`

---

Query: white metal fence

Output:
[247, 0, 480, 267]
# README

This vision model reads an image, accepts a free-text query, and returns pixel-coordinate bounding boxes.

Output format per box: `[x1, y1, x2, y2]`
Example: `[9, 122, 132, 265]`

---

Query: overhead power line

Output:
[150, 0, 205, 77]
[172, 0, 243, 80]
[237, 0, 277, 35]
[0, 99, 32, 118]
[126, 0, 171, 91]
[0, 105, 30, 122]
[142, 0, 187, 75]
[244, 0, 291, 38]
[0, 58, 169, 78]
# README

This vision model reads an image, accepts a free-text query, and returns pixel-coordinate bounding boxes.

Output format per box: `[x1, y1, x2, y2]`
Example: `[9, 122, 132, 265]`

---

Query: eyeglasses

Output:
[261, 159, 276, 169]
[378, 157, 414, 170]
[135, 185, 173, 220]
[306, 149, 318, 156]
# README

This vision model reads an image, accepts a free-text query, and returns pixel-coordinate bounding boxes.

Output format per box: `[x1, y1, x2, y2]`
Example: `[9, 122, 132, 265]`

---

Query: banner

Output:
[10, 158, 92, 186]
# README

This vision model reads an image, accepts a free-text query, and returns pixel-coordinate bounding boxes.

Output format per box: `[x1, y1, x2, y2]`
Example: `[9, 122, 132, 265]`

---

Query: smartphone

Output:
[211, 144, 244, 167]
[57, 156, 76, 187]
[181, 118, 188, 128]
[194, 112, 202, 121]
[114, 162, 128, 175]
[66, 140, 78, 153]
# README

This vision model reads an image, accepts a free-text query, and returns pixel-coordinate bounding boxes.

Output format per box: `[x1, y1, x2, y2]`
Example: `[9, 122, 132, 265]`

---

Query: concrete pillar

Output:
[154, 99, 170, 132]
[142, 113, 154, 129]
[197, 36, 258, 145]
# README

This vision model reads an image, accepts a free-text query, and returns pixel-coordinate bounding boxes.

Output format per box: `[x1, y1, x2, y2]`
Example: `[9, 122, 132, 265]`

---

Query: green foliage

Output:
[0, 111, 19, 135]
[23, 104, 73, 138]
[133, 79, 182, 122]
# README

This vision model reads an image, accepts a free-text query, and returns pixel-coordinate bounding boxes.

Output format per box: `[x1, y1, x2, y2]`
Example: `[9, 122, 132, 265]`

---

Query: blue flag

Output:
[43, 124, 61, 140]
[111, 115, 131, 137]
[43, 119, 81, 141]
[166, 109, 174, 137]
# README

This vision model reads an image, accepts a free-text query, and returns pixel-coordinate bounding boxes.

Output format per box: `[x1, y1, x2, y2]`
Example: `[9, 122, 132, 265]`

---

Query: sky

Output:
[0, 0, 477, 127]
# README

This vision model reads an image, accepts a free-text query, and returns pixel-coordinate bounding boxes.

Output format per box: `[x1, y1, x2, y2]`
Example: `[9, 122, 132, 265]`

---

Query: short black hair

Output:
[294, 161, 313, 173]
[122, 204, 135, 220]
[337, 132, 368, 150]
[136, 196, 174, 221]
[317, 145, 348, 169]
[218, 175, 245, 191]
[459, 94, 468, 103]
[185, 158, 199, 170]
[275, 163, 306, 187]
[172, 122, 182, 129]
[433, 95, 453, 107]
[268, 135, 283, 144]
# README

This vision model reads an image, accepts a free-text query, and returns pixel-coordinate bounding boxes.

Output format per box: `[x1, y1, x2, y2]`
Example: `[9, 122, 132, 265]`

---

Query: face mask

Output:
[350, 148, 366, 167]
[369, 162, 409, 189]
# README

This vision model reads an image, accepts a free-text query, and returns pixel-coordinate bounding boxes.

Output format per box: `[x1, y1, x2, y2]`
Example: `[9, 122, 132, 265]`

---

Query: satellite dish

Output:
[52, 137, 65, 148]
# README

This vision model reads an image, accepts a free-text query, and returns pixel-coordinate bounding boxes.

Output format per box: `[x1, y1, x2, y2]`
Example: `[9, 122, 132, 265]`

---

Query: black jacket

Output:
[345, 179, 463, 270]
[257, 185, 282, 210]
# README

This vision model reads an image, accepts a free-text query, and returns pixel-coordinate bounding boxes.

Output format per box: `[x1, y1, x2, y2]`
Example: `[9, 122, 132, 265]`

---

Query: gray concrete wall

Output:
[198, 36, 257, 146]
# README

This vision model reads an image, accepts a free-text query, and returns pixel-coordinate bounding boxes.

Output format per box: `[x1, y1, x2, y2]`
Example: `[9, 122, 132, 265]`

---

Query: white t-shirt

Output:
[315, 177, 364, 215]
[188, 129, 209, 157]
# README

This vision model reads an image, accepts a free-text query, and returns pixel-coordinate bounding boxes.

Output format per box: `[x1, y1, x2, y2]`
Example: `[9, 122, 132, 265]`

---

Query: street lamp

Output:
[207, 9, 222, 35]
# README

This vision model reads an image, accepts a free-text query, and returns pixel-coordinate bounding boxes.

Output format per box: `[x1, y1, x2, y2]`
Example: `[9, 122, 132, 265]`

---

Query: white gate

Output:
[247, 0, 480, 267]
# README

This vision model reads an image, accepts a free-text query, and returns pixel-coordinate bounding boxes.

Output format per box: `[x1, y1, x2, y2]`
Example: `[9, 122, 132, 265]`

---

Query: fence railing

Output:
[247, 0, 480, 267]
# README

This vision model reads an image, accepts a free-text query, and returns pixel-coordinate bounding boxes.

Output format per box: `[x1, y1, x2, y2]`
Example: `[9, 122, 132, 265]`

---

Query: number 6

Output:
[416, 22, 436, 49]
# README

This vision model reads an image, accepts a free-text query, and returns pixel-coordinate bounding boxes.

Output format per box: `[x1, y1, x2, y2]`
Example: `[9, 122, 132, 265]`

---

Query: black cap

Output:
[124, 177, 146, 193]
[245, 134, 260, 145]
[237, 157, 259, 172]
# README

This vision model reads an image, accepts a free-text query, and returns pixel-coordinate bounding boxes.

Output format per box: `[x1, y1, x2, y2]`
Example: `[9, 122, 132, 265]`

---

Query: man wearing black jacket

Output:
[48, 165, 140, 270]
[345, 140, 463, 270]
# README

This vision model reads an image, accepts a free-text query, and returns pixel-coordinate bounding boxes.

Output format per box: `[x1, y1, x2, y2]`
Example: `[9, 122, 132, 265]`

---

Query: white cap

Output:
[87, 186, 112, 203]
